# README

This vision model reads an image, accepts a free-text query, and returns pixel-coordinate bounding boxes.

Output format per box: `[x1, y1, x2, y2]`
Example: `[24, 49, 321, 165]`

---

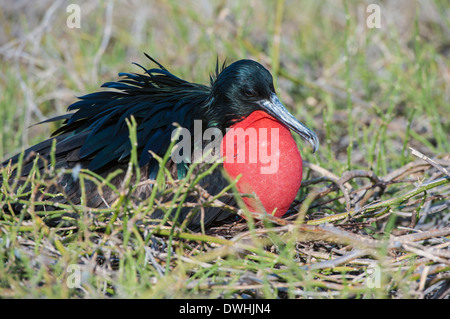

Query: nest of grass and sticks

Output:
[1, 142, 449, 299]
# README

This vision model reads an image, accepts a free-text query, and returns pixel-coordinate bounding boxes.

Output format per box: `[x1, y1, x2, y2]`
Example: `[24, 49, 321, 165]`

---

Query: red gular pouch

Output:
[220, 110, 303, 218]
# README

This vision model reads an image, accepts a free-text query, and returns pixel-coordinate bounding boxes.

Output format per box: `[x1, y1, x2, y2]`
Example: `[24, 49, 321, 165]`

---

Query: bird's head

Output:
[206, 59, 319, 152]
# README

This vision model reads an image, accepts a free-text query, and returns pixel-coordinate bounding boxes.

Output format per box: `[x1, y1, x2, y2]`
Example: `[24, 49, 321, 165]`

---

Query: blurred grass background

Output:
[0, 0, 449, 299]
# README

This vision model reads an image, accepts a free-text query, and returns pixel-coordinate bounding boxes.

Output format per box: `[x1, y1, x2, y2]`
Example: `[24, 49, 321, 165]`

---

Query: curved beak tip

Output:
[310, 135, 320, 153]
[299, 130, 319, 154]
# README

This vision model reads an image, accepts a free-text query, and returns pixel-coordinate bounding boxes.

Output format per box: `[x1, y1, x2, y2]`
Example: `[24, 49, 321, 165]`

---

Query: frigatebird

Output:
[1, 54, 319, 230]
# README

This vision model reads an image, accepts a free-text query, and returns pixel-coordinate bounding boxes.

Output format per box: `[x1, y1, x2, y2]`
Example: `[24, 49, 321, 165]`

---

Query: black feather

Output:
[43, 54, 211, 176]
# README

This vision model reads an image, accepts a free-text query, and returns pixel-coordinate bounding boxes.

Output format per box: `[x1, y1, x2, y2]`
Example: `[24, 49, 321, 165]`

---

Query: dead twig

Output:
[410, 147, 450, 178]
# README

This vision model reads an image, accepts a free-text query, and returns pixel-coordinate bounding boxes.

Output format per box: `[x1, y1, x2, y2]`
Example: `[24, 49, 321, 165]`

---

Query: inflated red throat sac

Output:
[221, 110, 303, 217]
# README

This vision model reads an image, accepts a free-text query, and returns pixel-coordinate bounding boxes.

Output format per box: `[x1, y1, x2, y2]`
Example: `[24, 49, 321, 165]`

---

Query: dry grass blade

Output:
[410, 147, 450, 178]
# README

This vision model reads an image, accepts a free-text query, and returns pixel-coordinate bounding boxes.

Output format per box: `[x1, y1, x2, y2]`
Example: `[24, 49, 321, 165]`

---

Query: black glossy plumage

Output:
[41, 55, 213, 179]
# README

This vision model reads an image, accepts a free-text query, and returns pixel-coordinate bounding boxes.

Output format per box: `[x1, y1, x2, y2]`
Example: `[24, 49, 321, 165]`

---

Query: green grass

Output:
[0, 0, 449, 299]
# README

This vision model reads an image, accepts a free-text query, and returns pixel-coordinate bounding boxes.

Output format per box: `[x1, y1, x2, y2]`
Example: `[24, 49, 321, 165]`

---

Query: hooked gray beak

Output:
[259, 93, 319, 153]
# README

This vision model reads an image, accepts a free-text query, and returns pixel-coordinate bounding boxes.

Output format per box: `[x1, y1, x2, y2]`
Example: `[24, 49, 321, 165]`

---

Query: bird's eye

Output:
[243, 88, 257, 98]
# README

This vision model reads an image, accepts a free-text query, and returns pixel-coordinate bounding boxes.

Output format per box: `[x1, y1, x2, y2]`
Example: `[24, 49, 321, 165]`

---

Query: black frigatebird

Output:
[1, 54, 319, 230]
